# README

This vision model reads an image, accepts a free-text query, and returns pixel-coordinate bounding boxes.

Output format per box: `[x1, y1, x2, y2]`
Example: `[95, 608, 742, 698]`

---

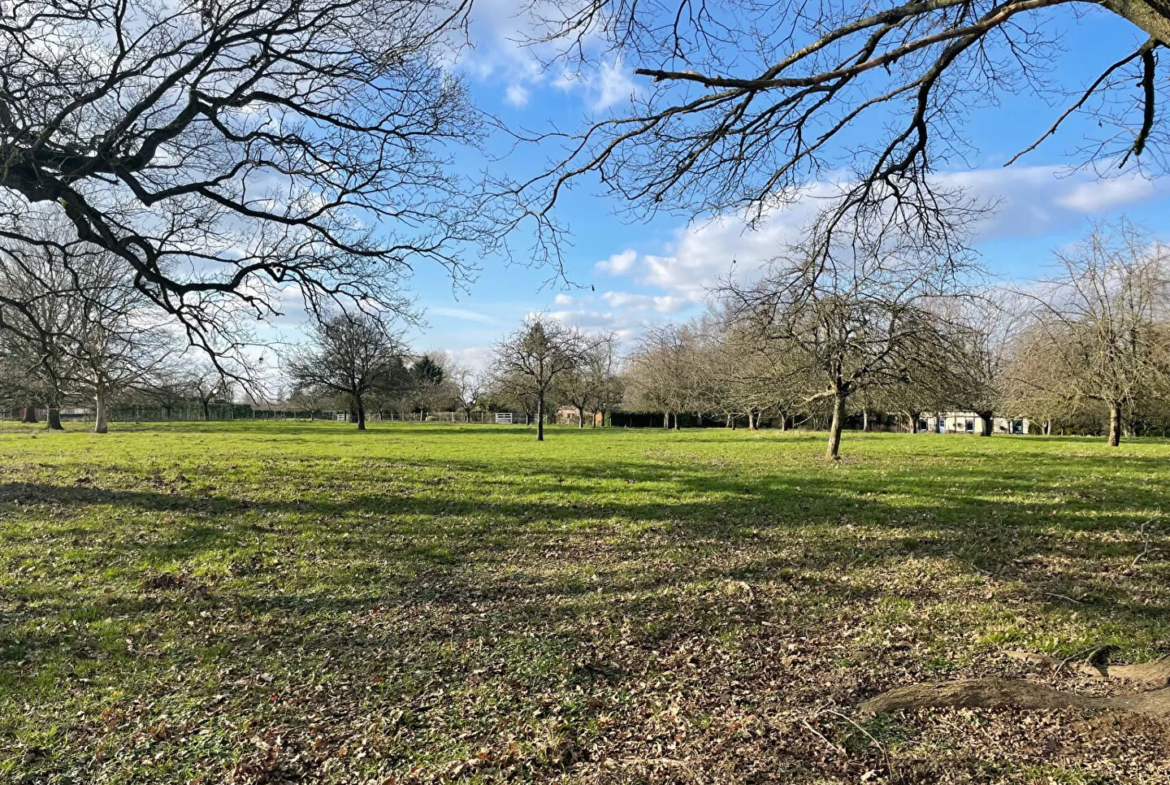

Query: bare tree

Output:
[591, 340, 626, 427]
[286, 314, 406, 430]
[0, 284, 77, 430]
[559, 331, 620, 427]
[0, 0, 526, 369]
[490, 317, 588, 441]
[450, 363, 484, 422]
[696, 313, 809, 431]
[2, 215, 181, 432]
[946, 291, 1031, 436]
[287, 383, 329, 421]
[1013, 220, 1170, 446]
[625, 322, 701, 430]
[186, 362, 234, 422]
[143, 364, 196, 421]
[723, 227, 976, 459]
[524, 1, 1170, 262]
[73, 255, 177, 433]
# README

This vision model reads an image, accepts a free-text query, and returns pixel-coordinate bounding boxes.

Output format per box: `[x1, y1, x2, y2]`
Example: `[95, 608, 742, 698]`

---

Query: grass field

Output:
[1, 422, 1168, 784]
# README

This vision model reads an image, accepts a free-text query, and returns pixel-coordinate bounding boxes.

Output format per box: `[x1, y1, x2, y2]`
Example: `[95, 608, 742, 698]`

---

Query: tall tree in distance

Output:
[186, 363, 234, 422]
[287, 314, 406, 430]
[67, 250, 177, 433]
[490, 317, 588, 441]
[409, 354, 449, 420]
[1014, 220, 1170, 446]
[723, 225, 977, 460]
[626, 323, 699, 430]
[450, 363, 484, 422]
[0, 217, 88, 430]
[947, 291, 1030, 436]
[559, 332, 620, 428]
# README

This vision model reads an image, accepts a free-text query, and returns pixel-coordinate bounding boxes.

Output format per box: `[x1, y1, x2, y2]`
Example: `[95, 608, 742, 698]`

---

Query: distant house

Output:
[555, 407, 602, 426]
[918, 412, 1029, 435]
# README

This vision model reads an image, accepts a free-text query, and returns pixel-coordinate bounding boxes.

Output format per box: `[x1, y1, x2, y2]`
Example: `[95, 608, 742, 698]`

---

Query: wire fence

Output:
[0, 406, 539, 424]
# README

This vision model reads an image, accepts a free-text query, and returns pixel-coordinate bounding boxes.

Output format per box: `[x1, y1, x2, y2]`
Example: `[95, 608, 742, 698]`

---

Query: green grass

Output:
[1, 422, 1168, 783]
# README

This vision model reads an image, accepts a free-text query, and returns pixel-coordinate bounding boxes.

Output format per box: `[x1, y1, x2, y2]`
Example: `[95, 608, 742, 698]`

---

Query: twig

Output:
[823, 708, 898, 779]
[947, 551, 995, 578]
[1043, 592, 1083, 605]
[801, 717, 846, 757]
[1131, 519, 1155, 568]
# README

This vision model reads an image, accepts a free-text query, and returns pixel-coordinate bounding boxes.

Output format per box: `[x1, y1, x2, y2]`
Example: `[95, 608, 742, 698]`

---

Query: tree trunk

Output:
[826, 390, 847, 460]
[1103, 0, 1170, 45]
[862, 410, 869, 432]
[577, 405, 585, 428]
[664, 412, 670, 429]
[1044, 419, 1051, 436]
[537, 394, 545, 441]
[1108, 400, 1123, 447]
[94, 385, 109, 434]
[672, 411, 680, 430]
[727, 413, 735, 430]
[46, 406, 64, 431]
[779, 413, 787, 432]
[202, 400, 211, 421]
[978, 411, 993, 437]
[21, 405, 38, 423]
[748, 409, 759, 431]
[356, 396, 366, 430]
[907, 411, 920, 434]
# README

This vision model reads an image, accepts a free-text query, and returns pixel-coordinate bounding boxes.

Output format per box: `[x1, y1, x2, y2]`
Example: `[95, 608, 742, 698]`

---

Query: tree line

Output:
[239, 218, 1170, 458]
[616, 220, 1170, 458]
[4, 213, 1167, 454]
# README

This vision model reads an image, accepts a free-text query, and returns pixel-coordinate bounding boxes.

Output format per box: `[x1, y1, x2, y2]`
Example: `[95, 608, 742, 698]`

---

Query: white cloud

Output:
[594, 249, 637, 274]
[541, 309, 618, 330]
[1055, 173, 1159, 213]
[456, 2, 633, 113]
[553, 58, 639, 112]
[442, 346, 493, 372]
[598, 165, 1170, 302]
[429, 306, 498, 324]
[553, 292, 575, 305]
[600, 291, 689, 313]
[504, 84, 530, 108]
[592, 59, 638, 111]
[939, 166, 1165, 238]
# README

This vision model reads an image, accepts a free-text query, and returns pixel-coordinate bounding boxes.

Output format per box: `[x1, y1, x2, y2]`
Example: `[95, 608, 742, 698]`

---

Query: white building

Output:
[918, 412, 1029, 435]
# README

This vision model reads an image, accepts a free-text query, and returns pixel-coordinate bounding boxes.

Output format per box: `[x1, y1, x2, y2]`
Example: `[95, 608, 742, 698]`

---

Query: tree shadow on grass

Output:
[2, 446, 1169, 784]
[2, 442, 1167, 664]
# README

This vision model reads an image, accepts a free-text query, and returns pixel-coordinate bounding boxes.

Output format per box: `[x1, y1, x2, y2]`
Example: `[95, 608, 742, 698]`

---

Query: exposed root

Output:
[859, 678, 1170, 717]
[862, 650, 1170, 718]
[1006, 650, 1170, 687]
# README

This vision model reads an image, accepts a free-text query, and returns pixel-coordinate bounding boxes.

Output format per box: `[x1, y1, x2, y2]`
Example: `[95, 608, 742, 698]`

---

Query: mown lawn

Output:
[1, 422, 1168, 783]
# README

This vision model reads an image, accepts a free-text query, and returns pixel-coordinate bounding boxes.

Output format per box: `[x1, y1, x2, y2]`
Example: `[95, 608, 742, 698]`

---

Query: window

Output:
[965, 419, 974, 433]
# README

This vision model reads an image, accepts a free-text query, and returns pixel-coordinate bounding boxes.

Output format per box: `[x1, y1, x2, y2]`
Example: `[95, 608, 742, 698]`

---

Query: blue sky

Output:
[386, 3, 1170, 369]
